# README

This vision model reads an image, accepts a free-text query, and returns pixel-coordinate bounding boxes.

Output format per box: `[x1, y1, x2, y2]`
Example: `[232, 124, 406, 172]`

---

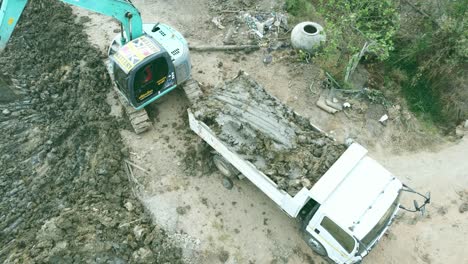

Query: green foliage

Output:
[285, 0, 314, 20]
[310, 0, 400, 85]
[391, 0, 467, 124]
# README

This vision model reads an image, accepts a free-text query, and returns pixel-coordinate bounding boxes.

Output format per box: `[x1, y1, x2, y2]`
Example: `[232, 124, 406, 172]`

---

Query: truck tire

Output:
[304, 234, 327, 257]
[213, 154, 239, 179]
[222, 176, 234, 190]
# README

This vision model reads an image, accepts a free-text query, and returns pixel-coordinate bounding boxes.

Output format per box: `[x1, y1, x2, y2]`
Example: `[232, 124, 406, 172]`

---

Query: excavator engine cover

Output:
[111, 35, 176, 109]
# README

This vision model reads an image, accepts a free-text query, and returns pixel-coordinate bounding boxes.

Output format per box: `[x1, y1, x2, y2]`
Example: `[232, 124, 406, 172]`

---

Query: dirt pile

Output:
[193, 72, 346, 195]
[0, 1, 182, 263]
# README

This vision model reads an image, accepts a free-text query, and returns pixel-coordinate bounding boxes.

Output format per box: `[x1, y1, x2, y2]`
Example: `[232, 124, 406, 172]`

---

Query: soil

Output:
[0, 1, 182, 263]
[193, 72, 346, 195]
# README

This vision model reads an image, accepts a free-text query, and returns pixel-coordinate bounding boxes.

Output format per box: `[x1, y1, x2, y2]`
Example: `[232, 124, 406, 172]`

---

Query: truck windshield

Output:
[359, 192, 401, 253]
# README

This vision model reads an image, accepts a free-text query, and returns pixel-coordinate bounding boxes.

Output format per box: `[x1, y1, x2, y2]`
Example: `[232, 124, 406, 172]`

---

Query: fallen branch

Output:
[325, 72, 342, 89]
[189, 45, 259, 52]
[124, 159, 150, 175]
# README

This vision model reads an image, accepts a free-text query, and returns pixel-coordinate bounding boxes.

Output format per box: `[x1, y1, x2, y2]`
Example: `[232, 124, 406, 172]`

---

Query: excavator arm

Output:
[0, 0, 143, 52]
[0, 0, 28, 51]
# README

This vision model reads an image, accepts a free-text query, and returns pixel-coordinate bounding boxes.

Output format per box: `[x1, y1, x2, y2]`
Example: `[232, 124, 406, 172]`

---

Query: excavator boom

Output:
[0, 0, 143, 52]
[0, 0, 28, 51]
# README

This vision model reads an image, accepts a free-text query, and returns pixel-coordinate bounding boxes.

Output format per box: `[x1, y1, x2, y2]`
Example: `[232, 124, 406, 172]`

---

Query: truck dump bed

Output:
[189, 72, 349, 215]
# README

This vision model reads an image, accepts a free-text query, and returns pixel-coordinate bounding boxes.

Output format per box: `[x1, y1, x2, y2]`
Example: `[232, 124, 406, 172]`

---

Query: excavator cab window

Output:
[133, 57, 169, 104]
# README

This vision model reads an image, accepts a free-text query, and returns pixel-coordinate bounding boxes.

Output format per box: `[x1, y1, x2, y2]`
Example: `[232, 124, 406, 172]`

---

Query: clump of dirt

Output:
[192, 72, 346, 195]
[0, 1, 182, 263]
[183, 140, 216, 177]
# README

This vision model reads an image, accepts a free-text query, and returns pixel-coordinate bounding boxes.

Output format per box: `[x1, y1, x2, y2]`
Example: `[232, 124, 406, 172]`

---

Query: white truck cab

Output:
[300, 144, 402, 263]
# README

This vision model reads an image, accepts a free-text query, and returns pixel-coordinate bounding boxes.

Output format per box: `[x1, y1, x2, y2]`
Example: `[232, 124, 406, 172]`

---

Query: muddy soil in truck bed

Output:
[193, 72, 346, 195]
[0, 1, 182, 263]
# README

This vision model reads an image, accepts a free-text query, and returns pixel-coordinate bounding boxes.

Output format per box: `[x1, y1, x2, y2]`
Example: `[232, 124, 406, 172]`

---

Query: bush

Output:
[309, 0, 400, 85]
[391, 0, 467, 124]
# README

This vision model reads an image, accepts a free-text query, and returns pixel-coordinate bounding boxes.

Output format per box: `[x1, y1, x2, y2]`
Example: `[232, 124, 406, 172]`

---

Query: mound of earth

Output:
[0, 1, 182, 263]
[192, 72, 346, 195]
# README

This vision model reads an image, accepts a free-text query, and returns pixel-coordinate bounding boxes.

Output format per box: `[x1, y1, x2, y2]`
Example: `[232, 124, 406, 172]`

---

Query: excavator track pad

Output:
[116, 92, 151, 134]
[182, 78, 203, 105]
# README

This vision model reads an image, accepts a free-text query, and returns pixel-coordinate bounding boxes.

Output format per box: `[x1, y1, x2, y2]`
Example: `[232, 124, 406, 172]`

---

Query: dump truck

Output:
[187, 72, 430, 264]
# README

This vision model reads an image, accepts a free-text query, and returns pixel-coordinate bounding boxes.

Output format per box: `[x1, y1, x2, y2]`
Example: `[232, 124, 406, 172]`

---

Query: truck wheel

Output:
[305, 235, 327, 257]
[213, 155, 239, 179]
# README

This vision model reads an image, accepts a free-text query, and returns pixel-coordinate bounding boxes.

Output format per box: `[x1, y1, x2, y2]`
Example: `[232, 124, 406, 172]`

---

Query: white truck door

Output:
[314, 216, 357, 264]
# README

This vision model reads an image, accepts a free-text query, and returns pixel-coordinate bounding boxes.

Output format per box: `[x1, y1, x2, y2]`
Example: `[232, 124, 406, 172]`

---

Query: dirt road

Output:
[368, 137, 468, 264]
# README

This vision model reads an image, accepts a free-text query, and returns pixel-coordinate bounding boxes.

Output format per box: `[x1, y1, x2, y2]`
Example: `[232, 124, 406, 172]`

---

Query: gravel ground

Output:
[0, 1, 182, 263]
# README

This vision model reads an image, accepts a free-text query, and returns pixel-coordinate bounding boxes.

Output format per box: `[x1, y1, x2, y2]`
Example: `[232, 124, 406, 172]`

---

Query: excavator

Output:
[0, 0, 202, 133]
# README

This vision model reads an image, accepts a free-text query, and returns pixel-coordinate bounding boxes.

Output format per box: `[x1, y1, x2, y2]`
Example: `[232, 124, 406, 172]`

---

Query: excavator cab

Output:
[111, 35, 177, 109]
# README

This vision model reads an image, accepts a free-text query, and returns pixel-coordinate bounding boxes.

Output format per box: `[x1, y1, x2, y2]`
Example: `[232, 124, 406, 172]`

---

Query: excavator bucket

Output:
[0, 0, 28, 51]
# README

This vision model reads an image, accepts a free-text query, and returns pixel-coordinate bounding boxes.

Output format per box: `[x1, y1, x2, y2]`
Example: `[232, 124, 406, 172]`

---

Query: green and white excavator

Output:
[0, 0, 202, 133]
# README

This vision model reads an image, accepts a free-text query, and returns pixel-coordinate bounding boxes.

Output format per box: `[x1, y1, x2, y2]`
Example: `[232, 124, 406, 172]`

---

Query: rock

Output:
[459, 202, 468, 213]
[455, 126, 465, 138]
[301, 178, 312, 189]
[263, 54, 273, 64]
[124, 201, 134, 212]
[2, 109, 11, 115]
[288, 179, 302, 188]
[176, 205, 191, 215]
[133, 225, 145, 241]
[132, 247, 153, 263]
[218, 249, 230, 262]
[97, 167, 108, 176]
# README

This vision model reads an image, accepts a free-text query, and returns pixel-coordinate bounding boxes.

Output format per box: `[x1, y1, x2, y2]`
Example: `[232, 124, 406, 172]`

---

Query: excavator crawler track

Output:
[182, 78, 203, 105]
[116, 93, 151, 134]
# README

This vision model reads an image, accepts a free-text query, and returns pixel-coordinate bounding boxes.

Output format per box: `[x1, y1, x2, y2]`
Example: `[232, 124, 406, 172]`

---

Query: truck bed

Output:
[190, 72, 346, 195]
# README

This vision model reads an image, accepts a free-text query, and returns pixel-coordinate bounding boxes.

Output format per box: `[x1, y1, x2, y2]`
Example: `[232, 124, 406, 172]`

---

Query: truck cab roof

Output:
[309, 143, 402, 239]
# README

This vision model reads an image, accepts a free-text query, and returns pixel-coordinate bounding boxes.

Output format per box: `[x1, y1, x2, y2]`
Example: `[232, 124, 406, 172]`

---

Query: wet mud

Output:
[193, 72, 346, 195]
[0, 1, 182, 263]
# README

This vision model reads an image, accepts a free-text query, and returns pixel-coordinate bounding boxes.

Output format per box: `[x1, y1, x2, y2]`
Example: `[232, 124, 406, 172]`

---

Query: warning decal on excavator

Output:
[112, 36, 160, 73]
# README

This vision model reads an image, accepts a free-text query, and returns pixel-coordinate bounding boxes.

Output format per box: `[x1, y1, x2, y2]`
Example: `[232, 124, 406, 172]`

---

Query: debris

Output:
[2, 109, 10, 115]
[124, 159, 151, 174]
[455, 126, 464, 138]
[133, 225, 145, 240]
[464, 120, 468, 129]
[223, 26, 236, 45]
[317, 97, 338, 114]
[263, 54, 273, 64]
[345, 138, 355, 146]
[379, 114, 389, 124]
[326, 99, 343, 111]
[343, 102, 351, 108]
[459, 202, 468, 213]
[124, 201, 134, 212]
[241, 12, 289, 39]
[211, 16, 225, 29]
[176, 205, 191, 215]
[189, 45, 259, 52]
